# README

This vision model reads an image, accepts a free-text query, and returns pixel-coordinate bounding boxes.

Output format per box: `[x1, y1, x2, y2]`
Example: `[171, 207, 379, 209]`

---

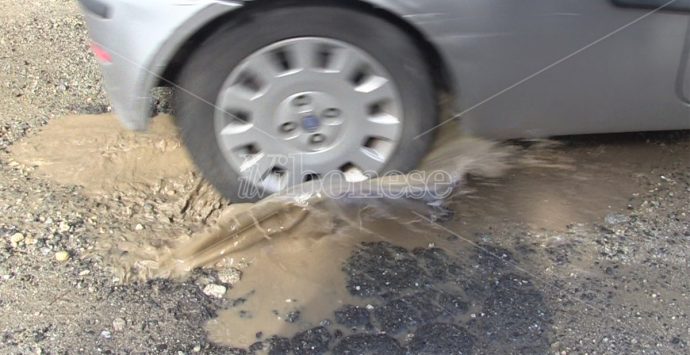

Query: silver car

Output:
[79, 0, 690, 200]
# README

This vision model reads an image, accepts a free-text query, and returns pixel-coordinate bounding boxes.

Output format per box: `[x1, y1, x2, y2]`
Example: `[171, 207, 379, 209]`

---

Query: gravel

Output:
[0, 1, 227, 353]
[54, 251, 70, 262]
[0, 0, 108, 151]
[202, 284, 227, 299]
[112, 318, 126, 332]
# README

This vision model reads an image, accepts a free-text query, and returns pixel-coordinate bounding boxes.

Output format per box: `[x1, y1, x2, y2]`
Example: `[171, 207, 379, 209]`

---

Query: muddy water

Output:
[451, 136, 683, 234]
[451, 142, 639, 233]
[10, 114, 194, 194]
[163, 134, 669, 350]
[107, 132, 526, 349]
[204, 208, 442, 348]
[112, 190, 466, 347]
[138, 199, 475, 348]
[10, 113, 687, 351]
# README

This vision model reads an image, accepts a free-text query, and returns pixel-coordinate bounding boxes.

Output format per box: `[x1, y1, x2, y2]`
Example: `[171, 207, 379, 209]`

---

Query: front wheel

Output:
[176, 5, 438, 201]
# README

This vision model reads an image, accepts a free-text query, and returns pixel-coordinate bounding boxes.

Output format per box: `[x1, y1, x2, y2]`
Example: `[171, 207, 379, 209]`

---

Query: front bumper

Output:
[78, 0, 241, 130]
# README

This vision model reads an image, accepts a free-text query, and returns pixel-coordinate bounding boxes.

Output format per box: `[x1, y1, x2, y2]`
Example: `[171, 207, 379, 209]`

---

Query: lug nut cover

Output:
[281, 122, 297, 132]
[310, 134, 325, 144]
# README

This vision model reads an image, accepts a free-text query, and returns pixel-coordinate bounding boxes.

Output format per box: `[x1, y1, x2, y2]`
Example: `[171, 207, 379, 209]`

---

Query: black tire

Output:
[175, 4, 438, 201]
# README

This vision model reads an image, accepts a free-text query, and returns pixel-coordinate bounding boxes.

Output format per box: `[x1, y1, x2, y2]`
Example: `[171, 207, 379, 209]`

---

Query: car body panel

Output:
[367, 0, 690, 138]
[80, 0, 242, 130]
[81, 0, 690, 137]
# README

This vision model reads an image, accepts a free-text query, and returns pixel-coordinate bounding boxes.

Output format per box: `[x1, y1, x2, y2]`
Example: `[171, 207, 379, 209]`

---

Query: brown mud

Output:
[9, 113, 229, 225]
[10, 114, 194, 194]
[90, 124, 529, 349]
[8, 113, 690, 353]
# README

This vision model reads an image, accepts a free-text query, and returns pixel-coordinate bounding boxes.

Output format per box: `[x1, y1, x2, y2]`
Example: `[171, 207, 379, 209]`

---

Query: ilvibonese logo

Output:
[237, 154, 455, 201]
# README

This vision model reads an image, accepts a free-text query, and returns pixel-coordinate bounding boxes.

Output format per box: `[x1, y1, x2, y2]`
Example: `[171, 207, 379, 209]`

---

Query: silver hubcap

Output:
[215, 37, 403, 193]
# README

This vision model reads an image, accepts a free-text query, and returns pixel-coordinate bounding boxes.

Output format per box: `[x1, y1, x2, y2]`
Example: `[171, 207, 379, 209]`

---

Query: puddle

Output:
[10, 114, 194, 194]
[450, 135, 690, 234]
[10, 113, 690, 352]
[103, 129, 527, 350]
[203, 211, 430, 348]
[451, 144, 634, 232]
[133, 132, 684, 352]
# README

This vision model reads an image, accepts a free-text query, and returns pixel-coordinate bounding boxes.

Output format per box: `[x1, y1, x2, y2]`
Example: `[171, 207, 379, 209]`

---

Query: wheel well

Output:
[160, 0, 454, 97]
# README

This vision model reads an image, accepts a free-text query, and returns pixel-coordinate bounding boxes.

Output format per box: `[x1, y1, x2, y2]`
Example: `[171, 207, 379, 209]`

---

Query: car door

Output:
[368, 0, 690, 138]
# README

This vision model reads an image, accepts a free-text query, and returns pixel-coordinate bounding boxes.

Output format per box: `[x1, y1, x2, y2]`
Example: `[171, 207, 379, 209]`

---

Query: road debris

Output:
[203, 284, 227, 299]
[54, 251, 70, 262]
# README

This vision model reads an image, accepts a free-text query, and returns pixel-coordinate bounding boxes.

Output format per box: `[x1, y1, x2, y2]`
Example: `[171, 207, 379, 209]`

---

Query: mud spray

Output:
[11, 113, 653, 350]
[65, 115, 505, 347]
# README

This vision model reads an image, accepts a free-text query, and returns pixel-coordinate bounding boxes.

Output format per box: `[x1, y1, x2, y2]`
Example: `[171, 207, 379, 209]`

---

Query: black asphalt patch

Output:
[242, 241, 554, 354]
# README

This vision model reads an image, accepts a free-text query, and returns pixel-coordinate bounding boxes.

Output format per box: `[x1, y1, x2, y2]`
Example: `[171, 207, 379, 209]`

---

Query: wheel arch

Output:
[159, 0, 456, 99]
